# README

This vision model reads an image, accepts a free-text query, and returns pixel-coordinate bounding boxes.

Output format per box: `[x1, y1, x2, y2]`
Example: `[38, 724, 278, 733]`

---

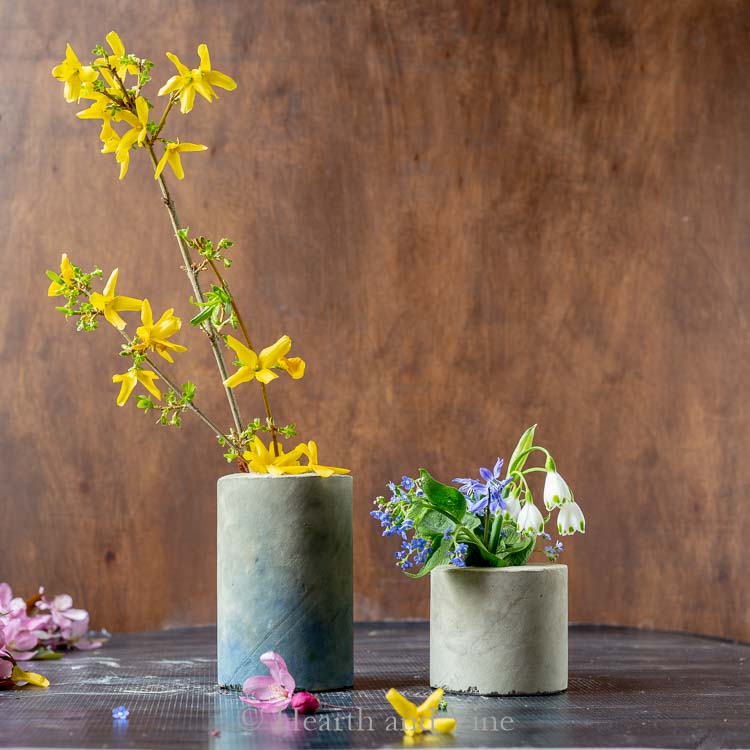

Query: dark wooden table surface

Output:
[0, 623, 748, 749]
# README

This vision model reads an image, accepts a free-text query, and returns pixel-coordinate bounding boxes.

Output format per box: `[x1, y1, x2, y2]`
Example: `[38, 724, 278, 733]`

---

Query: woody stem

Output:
[207, 259, 281, 457]
[144, 144, 245, 440]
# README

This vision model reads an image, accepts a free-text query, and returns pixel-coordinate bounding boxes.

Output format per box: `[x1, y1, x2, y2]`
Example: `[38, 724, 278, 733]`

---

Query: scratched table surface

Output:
[0, 623, 748, 750]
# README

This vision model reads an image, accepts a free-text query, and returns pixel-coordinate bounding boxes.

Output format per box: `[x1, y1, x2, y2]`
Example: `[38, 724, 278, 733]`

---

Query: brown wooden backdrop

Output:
[2, 0, 749, 640]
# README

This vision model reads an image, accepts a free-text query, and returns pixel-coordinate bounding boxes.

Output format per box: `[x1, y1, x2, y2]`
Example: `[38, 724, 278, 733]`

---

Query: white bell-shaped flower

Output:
[517, 501, 545, 535]
[557, 501, 585, 535]
[503, 492, 521, 521]
[544, 471, 572, 510]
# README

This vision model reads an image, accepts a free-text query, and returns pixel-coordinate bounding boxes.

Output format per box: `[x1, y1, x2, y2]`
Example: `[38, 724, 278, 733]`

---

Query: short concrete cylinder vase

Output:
[430, 564, 567, 695]
[217, 473, 353, 690]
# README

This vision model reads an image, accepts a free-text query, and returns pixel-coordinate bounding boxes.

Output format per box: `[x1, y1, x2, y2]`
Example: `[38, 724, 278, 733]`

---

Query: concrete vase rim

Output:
[433, 562, 566, 574]
[218, 472, 353, 483]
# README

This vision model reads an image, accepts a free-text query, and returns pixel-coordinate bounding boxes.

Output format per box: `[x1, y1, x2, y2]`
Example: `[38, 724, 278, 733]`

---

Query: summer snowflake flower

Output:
[518, 501, 545, 535]
[544, 471, 572, 510]
[89, 269, 143, 330]
[503, 487, 522, 521]
[557, 501, 586, 536]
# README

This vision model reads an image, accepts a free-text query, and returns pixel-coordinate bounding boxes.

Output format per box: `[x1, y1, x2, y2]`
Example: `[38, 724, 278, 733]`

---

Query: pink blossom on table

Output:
[35, 587, 103, 651]
[1, 611, 40, 660]
[241, 652, 296, 713]
[290, 691, 321, 714]
[0, 654, 12, 682]
[0, 583, 42, 659]
[0, 622, 14, 684]
[0, 583, 26, 616]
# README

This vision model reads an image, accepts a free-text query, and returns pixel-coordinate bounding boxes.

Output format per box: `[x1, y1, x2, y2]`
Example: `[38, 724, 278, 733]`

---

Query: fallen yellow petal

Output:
[11, 666, 49, 688]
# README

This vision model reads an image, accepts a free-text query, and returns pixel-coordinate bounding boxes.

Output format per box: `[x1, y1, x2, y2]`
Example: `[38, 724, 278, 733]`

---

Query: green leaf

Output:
[405, 500, 428, 524]
[404, 536, 451, 578]
[31, 649, 63, 660]
[507, 424, 537, 477]
[419, 469, 466, 521]
[501, 536, 536, 567]
[418, 509, 453, 537]
[190, 307, 213, 326]
[460, 512, 481, 531]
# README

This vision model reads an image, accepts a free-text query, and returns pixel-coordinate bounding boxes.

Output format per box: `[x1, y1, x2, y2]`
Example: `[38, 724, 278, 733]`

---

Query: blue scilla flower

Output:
[454, 458, 512, 515]
[401, 476, 415, 491]
[450, 542, 469, 567]
[443, 525, 454, 540]
[413, 546, 432, 566]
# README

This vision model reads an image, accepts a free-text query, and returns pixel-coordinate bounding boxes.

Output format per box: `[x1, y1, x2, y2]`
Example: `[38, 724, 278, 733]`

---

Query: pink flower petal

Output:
[53, 594, 73, 612]
[0, 658, 12, 681]
[0, 584, 11, 611]
[10, 650, 37, 661]
[13, 631, 38, 651]
[239, 696, 291, 713]
[259, 652, 295, 692]
[242, 674, 275, 695]
[260, 652, 287, 683]
[278, 669, 295, 695]
[75, 639, 102, 651]
[63, 608, 89, 622]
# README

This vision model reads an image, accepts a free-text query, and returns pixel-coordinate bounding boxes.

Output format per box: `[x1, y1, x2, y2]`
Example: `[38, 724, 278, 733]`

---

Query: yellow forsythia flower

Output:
[223, 335, 292, 387]
[99, 122, 131, 180]
[153, 141, 207, 181]
[76, 94, 111, 121]
[242, 435, 306, 475]
[47, 253, 75, 297]
[299, 440, 350, 478]
[112, 368, 161, 407]
[385, 688, 456, 737]
[158, 44, 237, 114]
[250, 435, 349, 477]
[278, 356, 305, 379]
[52, 44, 98, 103]
[135, 299, 187, 363]
[117, 96, 150, 154]
[90, 269, 142, 330]
[95, 31, 139, 81]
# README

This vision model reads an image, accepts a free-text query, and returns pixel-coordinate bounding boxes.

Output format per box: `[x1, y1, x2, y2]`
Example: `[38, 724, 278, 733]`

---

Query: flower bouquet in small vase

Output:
[49, 33, 352, 690]
[371, 425, 585, 695]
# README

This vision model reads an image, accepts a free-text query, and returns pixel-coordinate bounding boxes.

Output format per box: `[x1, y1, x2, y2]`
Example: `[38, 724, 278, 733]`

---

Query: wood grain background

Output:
[2, 0, 749, 640]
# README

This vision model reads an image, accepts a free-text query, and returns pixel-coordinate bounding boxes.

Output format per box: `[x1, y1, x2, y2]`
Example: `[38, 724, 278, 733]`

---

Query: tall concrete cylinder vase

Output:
[430, 564, 567, 695]
[217, 473, 353, 690]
